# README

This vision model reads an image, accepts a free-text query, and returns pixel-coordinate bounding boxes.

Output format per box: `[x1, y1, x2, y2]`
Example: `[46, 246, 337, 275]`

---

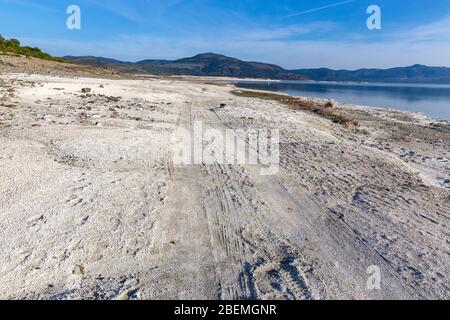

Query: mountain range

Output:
[64, 53, 306, 80]
[64, 53, 450, 84]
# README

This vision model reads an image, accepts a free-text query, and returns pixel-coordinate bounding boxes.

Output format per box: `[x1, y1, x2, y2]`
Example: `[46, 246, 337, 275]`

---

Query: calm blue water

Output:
[232, 80, 450, 121]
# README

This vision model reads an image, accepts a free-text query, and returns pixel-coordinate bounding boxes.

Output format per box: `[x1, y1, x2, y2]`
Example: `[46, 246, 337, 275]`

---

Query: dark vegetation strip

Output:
[231, 89, 358, 127]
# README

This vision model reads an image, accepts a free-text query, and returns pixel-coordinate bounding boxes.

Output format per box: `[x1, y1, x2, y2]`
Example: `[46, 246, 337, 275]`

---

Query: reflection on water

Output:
[233, 81, 450, 121]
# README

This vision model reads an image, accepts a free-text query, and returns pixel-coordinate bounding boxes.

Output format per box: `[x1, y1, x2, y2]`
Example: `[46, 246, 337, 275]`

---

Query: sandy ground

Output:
[0, 59, 449, 300]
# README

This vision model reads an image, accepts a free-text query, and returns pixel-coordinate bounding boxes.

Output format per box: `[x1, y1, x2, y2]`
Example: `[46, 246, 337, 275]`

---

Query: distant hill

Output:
[64, 53, 450, 83]
[64, 53, 306, 80]
[292, 65, 450, 84]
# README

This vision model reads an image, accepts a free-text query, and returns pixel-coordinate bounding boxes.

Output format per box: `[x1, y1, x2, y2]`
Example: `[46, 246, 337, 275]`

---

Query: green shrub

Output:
[0, 34, 64, 62]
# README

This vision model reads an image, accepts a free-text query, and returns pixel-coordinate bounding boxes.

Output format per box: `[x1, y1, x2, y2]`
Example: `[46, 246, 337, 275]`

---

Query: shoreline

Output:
[230, 84, 450, 125]
[229, 83, 450, 123]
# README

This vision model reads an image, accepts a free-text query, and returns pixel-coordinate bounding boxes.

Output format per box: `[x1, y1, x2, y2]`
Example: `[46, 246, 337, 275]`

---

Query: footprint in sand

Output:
[65, 195, 85, 207]
[27, 214, 45, 227]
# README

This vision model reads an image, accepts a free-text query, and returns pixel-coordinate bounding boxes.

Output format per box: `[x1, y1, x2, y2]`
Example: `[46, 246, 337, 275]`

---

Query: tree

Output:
[0, 35, 5, 52]
[6, 38, 20, 48]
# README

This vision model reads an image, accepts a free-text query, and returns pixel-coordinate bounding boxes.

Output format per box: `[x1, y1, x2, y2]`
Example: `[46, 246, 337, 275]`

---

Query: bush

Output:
[0, 34, 64, 62]
[324, 100, 334, 108]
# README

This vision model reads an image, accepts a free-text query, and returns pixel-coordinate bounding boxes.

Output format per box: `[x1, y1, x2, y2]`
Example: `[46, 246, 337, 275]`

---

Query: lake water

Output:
[232, 80, 450, 121]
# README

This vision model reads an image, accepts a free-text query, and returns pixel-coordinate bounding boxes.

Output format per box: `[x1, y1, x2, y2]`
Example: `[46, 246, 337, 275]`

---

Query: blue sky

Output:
[1, 0, 450, 69]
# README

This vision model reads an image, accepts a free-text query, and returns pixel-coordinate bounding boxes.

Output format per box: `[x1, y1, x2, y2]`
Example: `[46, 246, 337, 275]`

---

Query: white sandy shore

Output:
[0, 70, 449, 300]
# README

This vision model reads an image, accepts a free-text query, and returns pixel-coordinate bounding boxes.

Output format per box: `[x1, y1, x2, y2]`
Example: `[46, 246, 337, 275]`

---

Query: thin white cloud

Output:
[235, 22, 338, 41]
[88, 0, 145, 24]
[283, 0, 358, 19]
[401, 14, 450, 41]
[0, 0, 56, 12]
[87, 0, 189, 24]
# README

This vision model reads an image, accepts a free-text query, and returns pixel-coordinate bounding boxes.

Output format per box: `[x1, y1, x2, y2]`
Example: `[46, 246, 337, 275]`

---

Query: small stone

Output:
[123, 278, 138, 287]
[27, 214, 44, 224]
[116, 288, 141, 300]
[324, 100, 334, 108]
[81, 88, 91, 93]
[72, 265, 84, 276]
